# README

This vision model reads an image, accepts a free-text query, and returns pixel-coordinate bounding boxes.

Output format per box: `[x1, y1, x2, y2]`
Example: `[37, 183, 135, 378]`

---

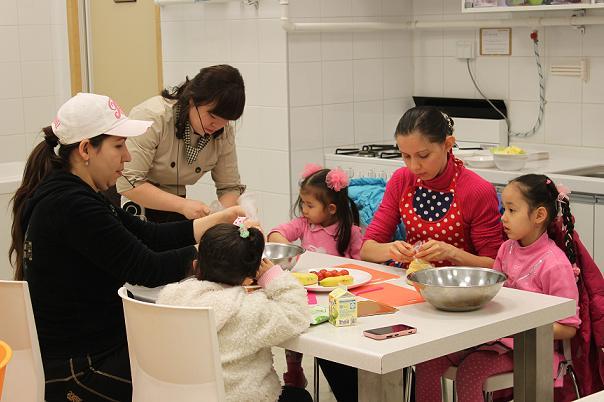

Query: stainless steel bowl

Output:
[263, 243, 305, 271]
[407, 267, 506, 312]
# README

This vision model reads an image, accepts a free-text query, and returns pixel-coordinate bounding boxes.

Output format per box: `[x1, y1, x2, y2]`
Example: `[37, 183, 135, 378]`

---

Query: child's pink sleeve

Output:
[348, 226, 363, 260]
[257, 265, 284, 288]
[268, 217, 306, 242]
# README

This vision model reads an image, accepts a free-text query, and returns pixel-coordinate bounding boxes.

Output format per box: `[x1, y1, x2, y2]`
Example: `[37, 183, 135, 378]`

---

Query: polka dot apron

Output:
[399, 158, 469, 267]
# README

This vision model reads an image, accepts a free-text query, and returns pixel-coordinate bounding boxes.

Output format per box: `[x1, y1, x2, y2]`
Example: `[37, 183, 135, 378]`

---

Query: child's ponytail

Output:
[558, 191, 577, 265]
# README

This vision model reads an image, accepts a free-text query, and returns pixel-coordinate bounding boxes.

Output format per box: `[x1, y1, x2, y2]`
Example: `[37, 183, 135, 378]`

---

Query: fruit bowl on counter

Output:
[490, 146, 528, 171]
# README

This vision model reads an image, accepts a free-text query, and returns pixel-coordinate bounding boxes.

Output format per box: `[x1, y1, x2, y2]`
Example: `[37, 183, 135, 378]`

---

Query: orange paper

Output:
[351, 282, 424, 307]
[335, 263, 401, 284]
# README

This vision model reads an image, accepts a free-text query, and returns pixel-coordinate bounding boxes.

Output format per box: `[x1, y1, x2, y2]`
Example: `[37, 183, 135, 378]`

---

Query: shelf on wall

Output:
[463, 1, 604, 13]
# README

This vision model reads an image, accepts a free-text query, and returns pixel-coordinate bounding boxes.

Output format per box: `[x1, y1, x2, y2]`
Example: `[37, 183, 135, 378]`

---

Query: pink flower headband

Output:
[300, 163, 349, 192]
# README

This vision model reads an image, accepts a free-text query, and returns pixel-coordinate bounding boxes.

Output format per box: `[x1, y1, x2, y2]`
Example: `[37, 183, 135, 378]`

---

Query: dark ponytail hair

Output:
[9, 127, 108, 280]
[395, 106, 454, 143]
[162, 64, 245, 139]
[510, 174, 577, 265]
[195, 223, 264, 286]
[295, 169, 360, 257]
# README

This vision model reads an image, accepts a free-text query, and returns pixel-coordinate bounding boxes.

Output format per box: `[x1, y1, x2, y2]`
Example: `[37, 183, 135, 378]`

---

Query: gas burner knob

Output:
[345, 168, 354, 178]
[367, 169, 376, 178]
[378, 170, 387, 179]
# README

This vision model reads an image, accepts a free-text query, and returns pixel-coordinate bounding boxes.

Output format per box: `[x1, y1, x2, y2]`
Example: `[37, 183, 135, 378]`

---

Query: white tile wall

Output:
[414, 0, 604, 150]
[160, 0, 604, 233]
[0, 0, 69, 163]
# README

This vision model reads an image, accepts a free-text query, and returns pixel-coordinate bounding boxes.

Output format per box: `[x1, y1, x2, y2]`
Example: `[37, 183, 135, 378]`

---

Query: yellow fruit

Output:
[491, 145, 525, 155]
[319, 275, 353, 287]
[292, 272, 318, 286]
[406, 259, 433, 286]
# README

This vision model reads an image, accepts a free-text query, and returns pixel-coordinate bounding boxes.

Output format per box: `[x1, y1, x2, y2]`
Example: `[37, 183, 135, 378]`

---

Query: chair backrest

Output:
[0, 340, 13, 399]
[118, 287, 225, 402]
[0, 280, 45, 402]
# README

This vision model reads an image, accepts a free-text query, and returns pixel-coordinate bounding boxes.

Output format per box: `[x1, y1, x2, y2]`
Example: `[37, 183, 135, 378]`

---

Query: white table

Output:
[279, 252, 577, 402]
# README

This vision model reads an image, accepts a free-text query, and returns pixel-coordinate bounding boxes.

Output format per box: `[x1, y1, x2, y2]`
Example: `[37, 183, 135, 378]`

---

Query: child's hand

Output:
[257, 258, 274, 279]
[219, 205, 247, 223]
[388, 240, 415, 263]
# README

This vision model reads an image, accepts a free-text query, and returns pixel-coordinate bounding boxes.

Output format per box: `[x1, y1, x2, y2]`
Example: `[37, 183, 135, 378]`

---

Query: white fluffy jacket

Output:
[157, 270, 310, 402]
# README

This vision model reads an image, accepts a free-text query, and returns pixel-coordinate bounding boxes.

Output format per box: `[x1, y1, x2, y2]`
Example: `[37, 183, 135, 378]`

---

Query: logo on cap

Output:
[52, 116, 61, 129]
[108, 98, 123, 119]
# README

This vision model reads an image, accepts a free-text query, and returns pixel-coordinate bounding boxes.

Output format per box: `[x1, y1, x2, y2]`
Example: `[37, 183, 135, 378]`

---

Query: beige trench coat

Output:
[116, 96, 245, 198]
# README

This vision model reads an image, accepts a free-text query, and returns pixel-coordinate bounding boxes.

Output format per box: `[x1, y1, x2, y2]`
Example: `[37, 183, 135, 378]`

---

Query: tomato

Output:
[317, 273, 325, 281]
[324, 272, 334, 278]
[340, 269, 349, 276]
[320, 269, 328, 275]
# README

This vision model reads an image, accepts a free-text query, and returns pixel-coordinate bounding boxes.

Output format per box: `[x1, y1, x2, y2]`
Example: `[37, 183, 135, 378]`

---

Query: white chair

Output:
[118, 287, 226, 402]
[440, 339, 580, 402]
[0, 280, 45, 402]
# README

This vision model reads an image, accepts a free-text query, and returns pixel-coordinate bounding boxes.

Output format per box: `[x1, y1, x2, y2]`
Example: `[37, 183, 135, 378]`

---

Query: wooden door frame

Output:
[65, 0, 163, 96]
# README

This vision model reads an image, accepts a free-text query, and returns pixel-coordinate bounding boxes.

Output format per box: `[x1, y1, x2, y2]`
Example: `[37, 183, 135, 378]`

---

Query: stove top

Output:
[335, 144, 400, 159]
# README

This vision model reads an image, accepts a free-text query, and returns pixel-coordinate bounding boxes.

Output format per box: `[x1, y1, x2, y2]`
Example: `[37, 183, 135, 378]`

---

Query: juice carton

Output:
[328, 286, 357, 327]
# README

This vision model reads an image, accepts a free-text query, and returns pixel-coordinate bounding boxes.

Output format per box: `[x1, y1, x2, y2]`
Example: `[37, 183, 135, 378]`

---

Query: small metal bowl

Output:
[407, 267, 506, 312]
[263, 243, 305, 271]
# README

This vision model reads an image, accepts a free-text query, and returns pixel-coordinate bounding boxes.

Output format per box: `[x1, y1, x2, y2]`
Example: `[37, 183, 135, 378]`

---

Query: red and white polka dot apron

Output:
[399, 159, 469, 267]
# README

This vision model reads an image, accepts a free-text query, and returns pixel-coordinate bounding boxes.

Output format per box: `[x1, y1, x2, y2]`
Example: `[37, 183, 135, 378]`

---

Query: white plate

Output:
[464, 155, 495, 168]
[301, 268, 372, 293]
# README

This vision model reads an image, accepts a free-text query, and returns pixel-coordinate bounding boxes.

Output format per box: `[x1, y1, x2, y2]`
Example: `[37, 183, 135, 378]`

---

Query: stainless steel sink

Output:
[553, 165, 604, 179]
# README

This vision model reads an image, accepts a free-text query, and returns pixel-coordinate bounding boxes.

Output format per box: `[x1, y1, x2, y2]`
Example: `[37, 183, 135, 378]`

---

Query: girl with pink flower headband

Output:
[416, 173, 581, 402]
[267, 163, 362, 389]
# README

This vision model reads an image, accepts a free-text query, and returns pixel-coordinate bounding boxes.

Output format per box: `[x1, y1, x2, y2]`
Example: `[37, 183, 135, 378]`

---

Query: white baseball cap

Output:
[51, 93, 153, 145]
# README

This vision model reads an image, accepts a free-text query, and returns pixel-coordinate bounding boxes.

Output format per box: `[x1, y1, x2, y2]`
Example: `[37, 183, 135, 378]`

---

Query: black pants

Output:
[278, 386, 313, 402]
[317, 359, 358, 401]
[44, 344, 132, 402]
[317, 359, 415, 402]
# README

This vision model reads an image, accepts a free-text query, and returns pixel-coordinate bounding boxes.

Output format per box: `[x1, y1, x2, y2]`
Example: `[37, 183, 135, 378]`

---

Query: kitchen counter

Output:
[466, 144, 604, 195]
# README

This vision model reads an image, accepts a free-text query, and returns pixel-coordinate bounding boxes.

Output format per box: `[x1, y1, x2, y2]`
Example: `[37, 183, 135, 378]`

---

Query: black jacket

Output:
[22, 171, 196, 358]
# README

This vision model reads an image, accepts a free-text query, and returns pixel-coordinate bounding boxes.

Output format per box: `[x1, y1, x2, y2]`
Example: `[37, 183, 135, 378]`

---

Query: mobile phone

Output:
[363, 324, 417, 340]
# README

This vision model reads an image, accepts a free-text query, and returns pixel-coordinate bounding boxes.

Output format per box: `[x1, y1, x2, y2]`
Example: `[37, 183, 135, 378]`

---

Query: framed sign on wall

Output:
[480, 28, 512, 56]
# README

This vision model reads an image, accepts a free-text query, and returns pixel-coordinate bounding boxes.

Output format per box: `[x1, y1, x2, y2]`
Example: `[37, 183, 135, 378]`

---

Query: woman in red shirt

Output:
[361, 106, 503, 267]
[319, 106, 504, 402]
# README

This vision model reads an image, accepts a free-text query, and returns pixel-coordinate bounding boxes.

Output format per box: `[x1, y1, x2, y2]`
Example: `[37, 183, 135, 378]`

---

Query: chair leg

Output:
[440, 377, 456, 402]
[567, 365, 581, 399]
[483, 391, 493, 402]
[404, 367, 413, 402]
[313, 357, 320, 402]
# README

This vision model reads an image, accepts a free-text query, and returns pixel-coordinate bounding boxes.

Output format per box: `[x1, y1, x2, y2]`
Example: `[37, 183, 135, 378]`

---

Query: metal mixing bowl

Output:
[263, 243, 305, 271]
[407, 267, 506, 312]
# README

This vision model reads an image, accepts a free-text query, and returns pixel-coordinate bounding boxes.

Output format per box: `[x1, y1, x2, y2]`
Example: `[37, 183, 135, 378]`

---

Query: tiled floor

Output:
[272, 347, 338, 402]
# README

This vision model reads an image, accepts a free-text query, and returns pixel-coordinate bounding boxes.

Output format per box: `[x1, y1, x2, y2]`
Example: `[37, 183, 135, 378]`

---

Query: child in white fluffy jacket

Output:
[157, 223, 311, 402]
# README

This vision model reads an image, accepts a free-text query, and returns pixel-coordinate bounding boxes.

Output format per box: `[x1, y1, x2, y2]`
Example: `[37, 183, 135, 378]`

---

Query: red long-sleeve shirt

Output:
[363, 157, 504, 259]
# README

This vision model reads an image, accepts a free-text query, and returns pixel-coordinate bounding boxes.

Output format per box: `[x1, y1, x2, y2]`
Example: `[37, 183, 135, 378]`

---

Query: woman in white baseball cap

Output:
[9, 93, 248, 402]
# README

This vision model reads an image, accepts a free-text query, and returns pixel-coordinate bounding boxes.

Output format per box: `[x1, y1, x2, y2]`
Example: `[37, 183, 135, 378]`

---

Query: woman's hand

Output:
[388, 241, 415, 263]
[180, 199, 211, 219]
[257, 258, 274, 279]
[414, 240, 458, 263]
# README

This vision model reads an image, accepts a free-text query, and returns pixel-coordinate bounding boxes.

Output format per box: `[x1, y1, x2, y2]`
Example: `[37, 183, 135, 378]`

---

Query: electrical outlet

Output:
[456, 41, 475, 60]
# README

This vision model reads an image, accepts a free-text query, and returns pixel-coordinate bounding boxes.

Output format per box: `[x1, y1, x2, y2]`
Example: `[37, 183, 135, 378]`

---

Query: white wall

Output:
[0, 0, 71, 163]
[159, 1, 290, 231]
[286, 0, 415, 200]
[414, 0, 604, 149]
